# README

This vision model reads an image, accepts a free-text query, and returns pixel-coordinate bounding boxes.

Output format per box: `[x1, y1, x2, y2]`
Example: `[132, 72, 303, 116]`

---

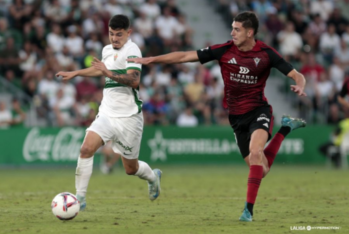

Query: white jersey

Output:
[99, 39, 142, 117]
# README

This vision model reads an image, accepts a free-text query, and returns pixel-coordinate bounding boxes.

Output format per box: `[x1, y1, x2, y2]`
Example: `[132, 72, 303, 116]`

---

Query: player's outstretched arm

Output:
[127, 51, 199, 65]
[287, 69, 307, 97]
[56, 66, 104, 81]
[91, 57, 140, 89]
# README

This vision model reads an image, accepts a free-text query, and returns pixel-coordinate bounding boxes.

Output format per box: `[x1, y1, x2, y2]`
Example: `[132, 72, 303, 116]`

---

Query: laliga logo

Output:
[239, 66, 250, 74]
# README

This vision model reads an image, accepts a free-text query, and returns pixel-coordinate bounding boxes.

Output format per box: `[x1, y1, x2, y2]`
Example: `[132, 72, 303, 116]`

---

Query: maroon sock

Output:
[264, 133, 285, 168]
[246, 165, 263, 207]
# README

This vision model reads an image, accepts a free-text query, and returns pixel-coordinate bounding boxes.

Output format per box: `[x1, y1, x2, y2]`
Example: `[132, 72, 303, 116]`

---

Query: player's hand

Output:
[126, 57, 153, 65]
[56, 71, 77, 81]
[91, 57, 111, 77]
[290, 85, 307, 96]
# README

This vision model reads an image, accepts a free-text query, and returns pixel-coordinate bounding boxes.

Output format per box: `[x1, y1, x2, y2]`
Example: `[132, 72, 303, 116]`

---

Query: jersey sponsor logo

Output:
[229, 72, 258, 84]
[228, 57, 237, 64]
[263, 123, 269, 128]
[257, 116, 270, 122]
[254, 57, 261, 67]
[239, 66, 250, 74]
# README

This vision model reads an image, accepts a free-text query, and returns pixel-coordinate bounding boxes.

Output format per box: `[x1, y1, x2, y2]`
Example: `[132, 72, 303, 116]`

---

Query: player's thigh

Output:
[81, 131, 104, 156]
[245, 129, 269, 165]
[87, 114, 115, 142]
[244, 129, 269, 166]
[249, 128, 269, 152]
[241, 129, 268, 161]
[83, 114, 115, 155]
[243, 106, 273, 165]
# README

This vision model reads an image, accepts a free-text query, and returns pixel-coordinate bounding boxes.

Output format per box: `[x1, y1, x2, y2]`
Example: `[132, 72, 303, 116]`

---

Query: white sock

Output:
[75, 156, 94, 197]
[135, 161, 156, 182]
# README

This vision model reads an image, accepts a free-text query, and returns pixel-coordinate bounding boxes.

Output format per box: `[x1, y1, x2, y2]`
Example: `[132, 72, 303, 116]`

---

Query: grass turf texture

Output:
[0, 165, 347, 234]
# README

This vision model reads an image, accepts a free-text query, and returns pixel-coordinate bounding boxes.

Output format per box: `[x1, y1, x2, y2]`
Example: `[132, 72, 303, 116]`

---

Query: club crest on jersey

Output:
[254, 57, 261, 67]
[114, 54, 118, 61]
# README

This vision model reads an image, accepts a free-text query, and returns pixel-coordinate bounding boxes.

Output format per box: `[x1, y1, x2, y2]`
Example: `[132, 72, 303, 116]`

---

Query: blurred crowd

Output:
[0, 0, 211, 127]
[0, 0, 349, 128]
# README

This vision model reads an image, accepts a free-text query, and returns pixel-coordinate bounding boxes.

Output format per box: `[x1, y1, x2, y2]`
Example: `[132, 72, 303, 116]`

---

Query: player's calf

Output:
[262, 163, 270, 178]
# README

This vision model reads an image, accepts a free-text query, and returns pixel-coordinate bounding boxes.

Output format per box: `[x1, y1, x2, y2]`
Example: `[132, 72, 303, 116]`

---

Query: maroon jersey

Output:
[339, 78, 349, 98]
[197, 40, 293, 115]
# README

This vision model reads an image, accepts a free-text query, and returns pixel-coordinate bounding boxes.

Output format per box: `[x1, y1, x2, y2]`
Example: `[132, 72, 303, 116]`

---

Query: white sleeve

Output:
[125, 44, 142, 71]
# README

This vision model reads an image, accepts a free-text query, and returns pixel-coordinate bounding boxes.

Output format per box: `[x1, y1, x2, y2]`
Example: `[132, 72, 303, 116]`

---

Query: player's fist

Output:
[56, 71, 77, 81]
[91, 57, 110, 77]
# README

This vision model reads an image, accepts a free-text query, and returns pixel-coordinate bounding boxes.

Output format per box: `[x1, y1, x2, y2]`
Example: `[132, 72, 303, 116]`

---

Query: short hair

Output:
[108, 15, 130, 30]
[234, 11, 259, 35]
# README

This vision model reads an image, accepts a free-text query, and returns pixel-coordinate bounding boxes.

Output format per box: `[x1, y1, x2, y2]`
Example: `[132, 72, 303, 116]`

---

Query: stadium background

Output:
[0, 0, 349, 233]
[0, 0, 348, 167]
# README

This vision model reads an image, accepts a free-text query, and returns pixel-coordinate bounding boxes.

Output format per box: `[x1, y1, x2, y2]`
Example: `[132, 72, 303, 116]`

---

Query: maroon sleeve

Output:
[196, 41, 232, 64]
[339, 79, 349, 97]
[263, 47, 294, 76]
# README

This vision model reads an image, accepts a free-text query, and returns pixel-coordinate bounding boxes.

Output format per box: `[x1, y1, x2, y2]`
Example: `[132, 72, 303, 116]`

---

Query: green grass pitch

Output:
[0, 165, 347, 234]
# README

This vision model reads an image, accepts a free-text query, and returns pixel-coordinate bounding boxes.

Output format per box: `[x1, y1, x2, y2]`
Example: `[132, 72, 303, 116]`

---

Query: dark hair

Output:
[108, 15, 130, 30]
[234, 11, 259, 35]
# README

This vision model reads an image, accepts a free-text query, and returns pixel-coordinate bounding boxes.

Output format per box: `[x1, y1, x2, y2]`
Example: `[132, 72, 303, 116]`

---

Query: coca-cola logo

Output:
[23, 128, 85, 162]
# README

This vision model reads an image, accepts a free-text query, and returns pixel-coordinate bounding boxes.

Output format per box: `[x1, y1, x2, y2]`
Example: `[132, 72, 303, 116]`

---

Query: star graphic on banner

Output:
[148, 130, 167, 161]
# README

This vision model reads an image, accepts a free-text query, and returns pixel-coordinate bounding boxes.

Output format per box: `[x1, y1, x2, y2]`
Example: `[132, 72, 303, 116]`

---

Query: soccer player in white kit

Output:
[56, 15, 162, 210]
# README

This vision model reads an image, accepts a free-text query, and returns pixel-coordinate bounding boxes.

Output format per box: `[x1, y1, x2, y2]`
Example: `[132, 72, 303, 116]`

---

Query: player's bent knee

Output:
[249, 149, 264, 165]
[80, 145, 95, 158]
[250, 148, 263, 156]
[125, 167, 137, 175]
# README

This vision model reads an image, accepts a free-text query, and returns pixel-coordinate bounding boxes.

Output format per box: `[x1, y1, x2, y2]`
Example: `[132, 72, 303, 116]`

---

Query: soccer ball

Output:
[51, 192, 80, 220]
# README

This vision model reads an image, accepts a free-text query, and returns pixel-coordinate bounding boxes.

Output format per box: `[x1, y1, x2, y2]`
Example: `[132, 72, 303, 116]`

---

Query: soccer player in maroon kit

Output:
[128, 11, 307, 221]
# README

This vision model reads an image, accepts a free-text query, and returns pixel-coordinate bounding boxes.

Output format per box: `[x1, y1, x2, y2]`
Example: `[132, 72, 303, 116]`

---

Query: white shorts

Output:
[87, 113, 143, 159]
